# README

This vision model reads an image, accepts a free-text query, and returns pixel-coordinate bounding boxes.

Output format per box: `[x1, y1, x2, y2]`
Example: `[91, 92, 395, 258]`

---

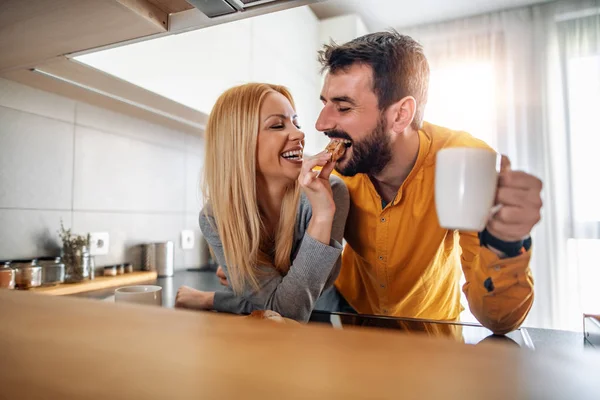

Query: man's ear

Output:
[386, 96, 416, 134]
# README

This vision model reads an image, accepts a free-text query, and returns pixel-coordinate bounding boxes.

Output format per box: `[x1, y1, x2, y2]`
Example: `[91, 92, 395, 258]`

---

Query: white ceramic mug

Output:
[115, 285, 163, 306]
[435, 147, 501, 231]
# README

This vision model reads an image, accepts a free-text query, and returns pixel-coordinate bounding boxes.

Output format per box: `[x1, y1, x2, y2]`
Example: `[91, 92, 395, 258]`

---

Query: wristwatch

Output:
[478, 228, 532, 258]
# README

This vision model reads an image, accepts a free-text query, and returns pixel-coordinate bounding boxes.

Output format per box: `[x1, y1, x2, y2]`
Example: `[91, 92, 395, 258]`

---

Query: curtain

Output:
[403, 0, 600, 330]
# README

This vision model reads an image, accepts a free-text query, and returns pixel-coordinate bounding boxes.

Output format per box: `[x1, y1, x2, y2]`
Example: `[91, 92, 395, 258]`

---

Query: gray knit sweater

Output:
[199, 175, 349, 322]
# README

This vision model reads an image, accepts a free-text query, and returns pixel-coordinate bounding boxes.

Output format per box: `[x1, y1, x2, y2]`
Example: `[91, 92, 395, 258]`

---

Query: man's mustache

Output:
[325, 130, 353, 141]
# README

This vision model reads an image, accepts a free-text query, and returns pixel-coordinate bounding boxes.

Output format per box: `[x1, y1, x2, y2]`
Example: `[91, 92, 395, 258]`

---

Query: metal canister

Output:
[154, 241, 174, 277]
[142, 243, 156, 272]
[37, 257, 65, 286]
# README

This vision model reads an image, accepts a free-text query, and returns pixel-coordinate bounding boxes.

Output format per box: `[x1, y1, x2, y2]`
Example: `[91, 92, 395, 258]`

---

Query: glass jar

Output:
[0, 262, 15, 289]
[63, 246, 90, 283]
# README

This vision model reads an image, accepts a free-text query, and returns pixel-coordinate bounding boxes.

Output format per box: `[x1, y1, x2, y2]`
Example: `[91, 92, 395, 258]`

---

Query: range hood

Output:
[186, 0, 289, 18]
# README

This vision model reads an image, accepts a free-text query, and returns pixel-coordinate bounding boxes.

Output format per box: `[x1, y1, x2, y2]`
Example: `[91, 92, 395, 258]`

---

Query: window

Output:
[425, 62, 497, 149]
[566, 54, 600, 224]
[564, 52, 600, 324]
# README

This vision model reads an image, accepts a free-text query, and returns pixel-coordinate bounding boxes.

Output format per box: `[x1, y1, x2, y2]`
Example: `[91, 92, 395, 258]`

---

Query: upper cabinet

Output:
[0, 0, 170, 73]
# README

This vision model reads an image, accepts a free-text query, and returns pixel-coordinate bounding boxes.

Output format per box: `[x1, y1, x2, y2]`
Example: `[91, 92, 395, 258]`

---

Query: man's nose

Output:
[315, 105, 336, 133]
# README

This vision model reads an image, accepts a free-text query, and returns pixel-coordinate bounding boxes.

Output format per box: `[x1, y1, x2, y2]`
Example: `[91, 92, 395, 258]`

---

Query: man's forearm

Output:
[463, 247, 534, 334]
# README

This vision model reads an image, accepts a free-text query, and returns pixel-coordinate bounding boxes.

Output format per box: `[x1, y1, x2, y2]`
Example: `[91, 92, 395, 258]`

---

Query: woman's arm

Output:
[321, 175, 349, 290]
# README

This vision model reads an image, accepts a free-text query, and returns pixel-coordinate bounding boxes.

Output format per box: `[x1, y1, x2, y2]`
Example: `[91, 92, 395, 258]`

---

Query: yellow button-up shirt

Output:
[335, 122, 534, 334]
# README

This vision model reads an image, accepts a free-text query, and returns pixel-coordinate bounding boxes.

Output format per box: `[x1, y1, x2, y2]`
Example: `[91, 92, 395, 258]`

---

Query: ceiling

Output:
[310, 0, 556, 30]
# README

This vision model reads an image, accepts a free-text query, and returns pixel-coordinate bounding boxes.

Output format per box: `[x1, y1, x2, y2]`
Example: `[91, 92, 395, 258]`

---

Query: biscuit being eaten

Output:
[325, 139, 348, 162]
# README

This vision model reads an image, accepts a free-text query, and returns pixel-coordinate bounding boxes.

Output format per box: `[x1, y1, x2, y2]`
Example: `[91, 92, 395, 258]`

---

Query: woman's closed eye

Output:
[270, 121, 302, 130]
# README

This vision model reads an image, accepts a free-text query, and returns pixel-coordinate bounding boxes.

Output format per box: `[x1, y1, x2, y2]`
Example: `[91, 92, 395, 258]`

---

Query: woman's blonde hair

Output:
[203, 83, 301, 295]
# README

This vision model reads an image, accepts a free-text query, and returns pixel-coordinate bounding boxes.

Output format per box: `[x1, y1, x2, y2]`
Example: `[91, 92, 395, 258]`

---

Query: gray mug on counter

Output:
[115, 285, 163, 306]
[142, 241, 173, 277]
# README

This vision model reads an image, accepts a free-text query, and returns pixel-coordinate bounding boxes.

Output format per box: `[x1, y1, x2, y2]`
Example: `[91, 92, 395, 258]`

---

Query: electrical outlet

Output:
[181, 230, 195, 250]
[89, 232, 110, 256]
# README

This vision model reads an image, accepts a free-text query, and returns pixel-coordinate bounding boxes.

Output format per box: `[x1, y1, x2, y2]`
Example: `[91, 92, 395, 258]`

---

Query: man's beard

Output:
[328, 115, 392, 177]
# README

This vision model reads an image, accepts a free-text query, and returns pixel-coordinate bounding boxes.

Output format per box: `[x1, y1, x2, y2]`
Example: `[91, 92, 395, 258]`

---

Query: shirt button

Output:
[383, 309, 388, 314]
[379, 256, 383, 260]
[380, 283, 386, 289]
[380, 218, 385, 222]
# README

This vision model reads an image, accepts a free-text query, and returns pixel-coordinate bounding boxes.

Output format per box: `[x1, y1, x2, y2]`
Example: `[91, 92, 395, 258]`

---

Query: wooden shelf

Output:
[29, 271, 158, 296]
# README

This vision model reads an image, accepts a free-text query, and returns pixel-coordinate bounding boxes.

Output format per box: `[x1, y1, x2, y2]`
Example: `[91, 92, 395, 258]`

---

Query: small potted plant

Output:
[58, 221, 91, 283]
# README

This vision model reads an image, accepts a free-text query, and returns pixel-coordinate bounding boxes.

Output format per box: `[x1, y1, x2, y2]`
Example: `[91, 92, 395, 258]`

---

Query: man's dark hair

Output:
[318, 31, 429, 130]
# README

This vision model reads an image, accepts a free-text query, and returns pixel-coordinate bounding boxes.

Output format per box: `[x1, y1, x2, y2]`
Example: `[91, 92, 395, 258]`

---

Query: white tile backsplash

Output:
[0, 106, 74, 209]
[73, 126, 185, 213]
[185, 153, 203, 214]
[0, 78, 76, 123]
[0, 209, 72, 260]
[72, 211, 184, 268]
[0, 79, 206, 265]
[182, 213, 210, 268]
[76, 102, 187, 150]
[0, 68, 214, 269]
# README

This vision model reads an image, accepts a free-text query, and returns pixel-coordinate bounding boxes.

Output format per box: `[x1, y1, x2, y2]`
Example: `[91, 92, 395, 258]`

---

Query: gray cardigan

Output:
[199, 175, 349, 322]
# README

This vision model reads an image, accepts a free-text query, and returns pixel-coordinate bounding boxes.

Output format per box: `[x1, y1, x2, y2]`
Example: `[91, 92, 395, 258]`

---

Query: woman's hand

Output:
[299, 152, 336, 245]
[175, 286, 215, 310]
[216, 266, 229, 286]
[299, 151, 336, 221]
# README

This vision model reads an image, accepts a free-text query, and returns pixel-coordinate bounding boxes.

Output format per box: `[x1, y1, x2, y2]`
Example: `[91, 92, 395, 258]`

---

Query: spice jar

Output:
[0, 262, 15, 289]
[104, 265, 117, 277]
[123, 263, 133, 273]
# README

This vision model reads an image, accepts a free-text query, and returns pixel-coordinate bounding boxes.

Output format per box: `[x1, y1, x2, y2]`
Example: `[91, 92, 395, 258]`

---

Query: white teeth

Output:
[281, 149, 303, 159]
[331, 138, 352, 145]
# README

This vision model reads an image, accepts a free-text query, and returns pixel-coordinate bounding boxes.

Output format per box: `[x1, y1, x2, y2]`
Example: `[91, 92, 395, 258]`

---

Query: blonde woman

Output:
[175, 83, 349, 322]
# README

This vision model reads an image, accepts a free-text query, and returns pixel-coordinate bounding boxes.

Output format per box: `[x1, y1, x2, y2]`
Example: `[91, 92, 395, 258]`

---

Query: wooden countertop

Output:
[1, 290, 599, 399]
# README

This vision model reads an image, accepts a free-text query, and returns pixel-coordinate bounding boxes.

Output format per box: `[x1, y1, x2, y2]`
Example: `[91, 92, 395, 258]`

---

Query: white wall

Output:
[319, 14, 369, 46]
